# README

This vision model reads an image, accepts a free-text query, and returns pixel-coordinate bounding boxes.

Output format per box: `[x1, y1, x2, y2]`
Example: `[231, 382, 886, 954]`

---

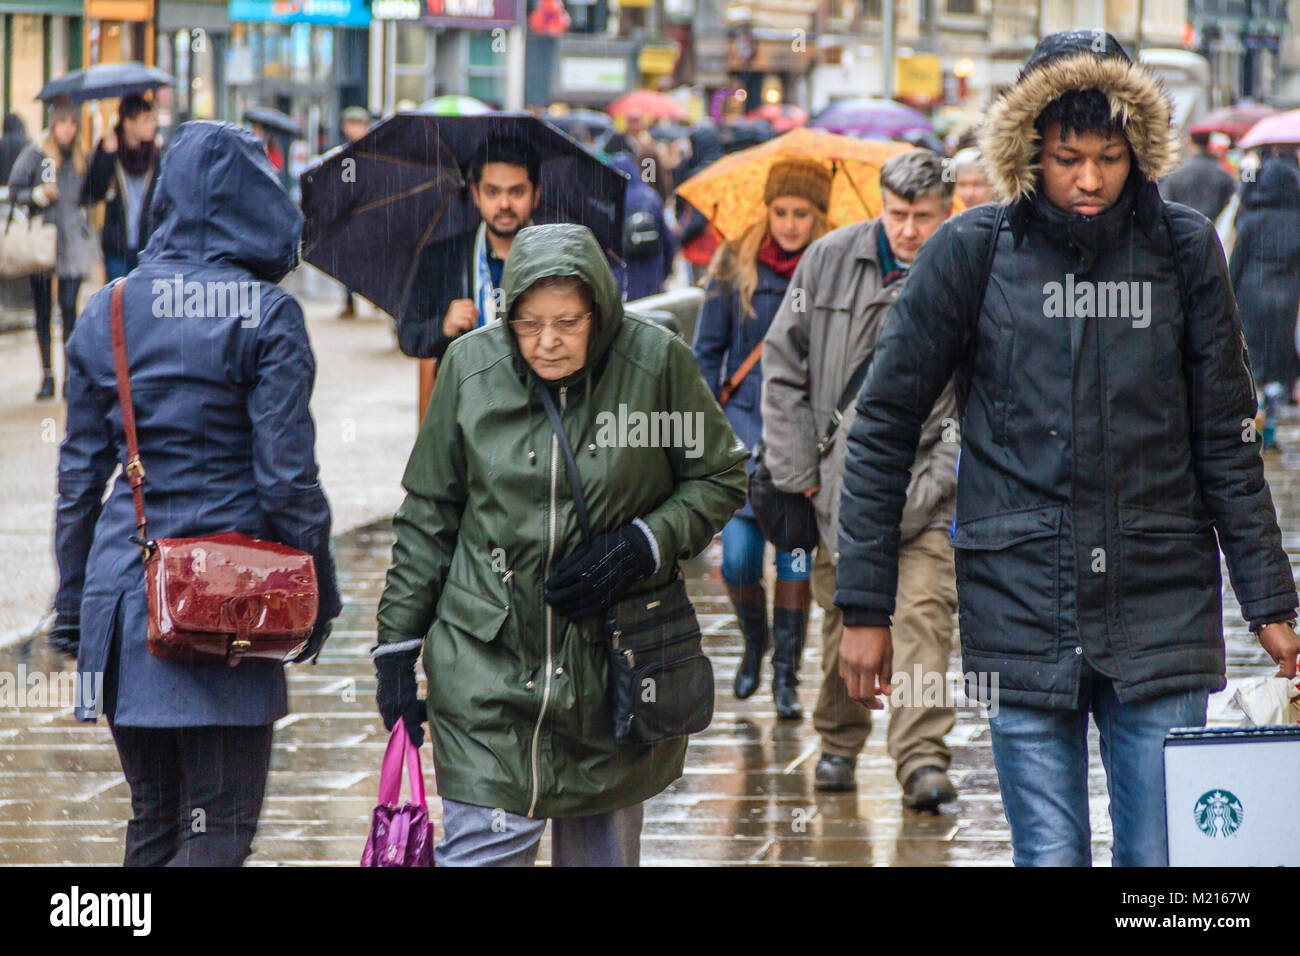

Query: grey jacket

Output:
[761, 219, 958, 557]
[7, 139, 96, 278]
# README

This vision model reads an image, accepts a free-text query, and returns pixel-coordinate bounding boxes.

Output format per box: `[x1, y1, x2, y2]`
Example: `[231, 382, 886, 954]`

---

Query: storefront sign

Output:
[560, 56, 627, 94]
[227, 0, 371, 27]
[372, 0, 519, 27]
[895, 53, 942, 103]
[85, 0, 155, 19]
[372, 0, 421, 17]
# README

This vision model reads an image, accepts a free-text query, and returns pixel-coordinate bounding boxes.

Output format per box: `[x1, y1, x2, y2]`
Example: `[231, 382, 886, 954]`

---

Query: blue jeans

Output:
[988, 665, 1208, 866]
[719, 516, 810, 587]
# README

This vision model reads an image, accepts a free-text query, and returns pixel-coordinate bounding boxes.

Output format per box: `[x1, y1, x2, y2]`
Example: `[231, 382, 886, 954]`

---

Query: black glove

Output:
[290, 621, 332, 665]
[374, 643, 426, 748]
[49, 615, 80, 660]
[544, 524, 657, 619]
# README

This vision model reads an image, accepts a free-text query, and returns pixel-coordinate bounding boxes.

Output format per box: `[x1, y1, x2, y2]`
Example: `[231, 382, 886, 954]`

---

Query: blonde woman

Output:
[692, 158, 832, 718]
[8, 97, 97, 399]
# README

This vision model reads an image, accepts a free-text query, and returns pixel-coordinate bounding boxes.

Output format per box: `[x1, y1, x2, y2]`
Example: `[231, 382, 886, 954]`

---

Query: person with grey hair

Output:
[760, 148, 961, 805]
[951, 147, 994, 207]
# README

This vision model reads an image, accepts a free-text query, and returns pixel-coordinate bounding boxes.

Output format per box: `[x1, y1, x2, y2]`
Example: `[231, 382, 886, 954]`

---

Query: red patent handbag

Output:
[109, 279, 319, 666]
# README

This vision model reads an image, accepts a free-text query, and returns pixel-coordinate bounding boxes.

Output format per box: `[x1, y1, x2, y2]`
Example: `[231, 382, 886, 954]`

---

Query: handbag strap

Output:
[719, 342, 763, 406]
[532, 374, 593, 545]
[816, 349, 876, 457]
[108, 278, 152, 552]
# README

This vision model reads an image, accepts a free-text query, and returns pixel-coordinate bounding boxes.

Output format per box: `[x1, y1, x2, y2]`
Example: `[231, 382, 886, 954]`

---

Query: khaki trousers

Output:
[811, 527, 958, 784]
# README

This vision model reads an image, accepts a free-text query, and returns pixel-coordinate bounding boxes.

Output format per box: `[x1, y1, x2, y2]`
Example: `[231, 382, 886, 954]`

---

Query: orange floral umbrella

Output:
[677, 127, 947, 243]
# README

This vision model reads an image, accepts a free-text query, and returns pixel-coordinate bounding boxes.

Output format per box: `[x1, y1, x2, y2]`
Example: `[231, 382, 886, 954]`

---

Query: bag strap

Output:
[719, 342, 763, 406]
[816, 343, 877, 458]
[532, 374, 593, 545]
[108, 278, 152, 553]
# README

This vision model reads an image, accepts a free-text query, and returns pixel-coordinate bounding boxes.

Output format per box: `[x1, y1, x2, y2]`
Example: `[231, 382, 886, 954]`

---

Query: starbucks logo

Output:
[1194, 790, 1244, 838]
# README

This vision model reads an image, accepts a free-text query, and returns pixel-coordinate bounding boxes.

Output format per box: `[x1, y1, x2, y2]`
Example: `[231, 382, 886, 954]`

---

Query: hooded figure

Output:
[1230, 158, 1300, 395]
[834, 32, 1298, 867]
[609, 150, 674, 300]
[54, 121, 341, 865]
[375, 223, 747, 865]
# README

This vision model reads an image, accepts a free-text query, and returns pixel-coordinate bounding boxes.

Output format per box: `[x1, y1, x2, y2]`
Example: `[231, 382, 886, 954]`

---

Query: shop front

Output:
[156, 0, 232, 130]
[1, 2, 84, 139]
[226, 0, 370, 157]
[372, 0, 520, 111]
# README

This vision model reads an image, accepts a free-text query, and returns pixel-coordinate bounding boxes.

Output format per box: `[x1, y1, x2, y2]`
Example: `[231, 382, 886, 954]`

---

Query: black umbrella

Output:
[38, 62, 173, 104]
[301, 113, 627, 321]
[244, 105, 301, 138]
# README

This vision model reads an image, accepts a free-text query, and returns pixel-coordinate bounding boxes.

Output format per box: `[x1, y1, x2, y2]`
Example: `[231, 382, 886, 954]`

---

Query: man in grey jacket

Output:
[761, 149, 961, 805]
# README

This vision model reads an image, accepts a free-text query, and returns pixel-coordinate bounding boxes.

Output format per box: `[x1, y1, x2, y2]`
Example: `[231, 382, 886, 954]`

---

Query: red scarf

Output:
[756, 234, 805, 279]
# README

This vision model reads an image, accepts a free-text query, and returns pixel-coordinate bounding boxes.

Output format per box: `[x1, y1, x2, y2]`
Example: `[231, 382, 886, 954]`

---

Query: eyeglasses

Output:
[509, 313, 592, 338]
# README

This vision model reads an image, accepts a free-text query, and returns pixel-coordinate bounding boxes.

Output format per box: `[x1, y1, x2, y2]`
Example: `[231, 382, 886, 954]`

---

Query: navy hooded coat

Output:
[56, 121, 342, 725]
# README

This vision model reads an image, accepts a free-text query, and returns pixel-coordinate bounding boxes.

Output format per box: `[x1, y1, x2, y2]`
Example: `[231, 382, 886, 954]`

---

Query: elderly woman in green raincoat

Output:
[375, 223, 748, 866]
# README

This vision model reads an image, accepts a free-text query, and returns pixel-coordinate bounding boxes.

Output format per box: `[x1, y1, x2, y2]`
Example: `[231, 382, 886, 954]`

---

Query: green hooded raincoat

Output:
[378, 224, 749, 818]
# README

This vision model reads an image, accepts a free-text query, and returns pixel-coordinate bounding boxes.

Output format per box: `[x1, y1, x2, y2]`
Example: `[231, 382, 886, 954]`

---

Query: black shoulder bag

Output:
[532, 376, 714, 747]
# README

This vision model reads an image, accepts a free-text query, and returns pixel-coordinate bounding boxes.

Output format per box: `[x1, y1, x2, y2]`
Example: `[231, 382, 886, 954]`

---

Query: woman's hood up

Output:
[499, 223, 623, 365]
[141, 120, 301, 282]
[978, 31, 1179, 204]
[1241, 159, 1300, 211]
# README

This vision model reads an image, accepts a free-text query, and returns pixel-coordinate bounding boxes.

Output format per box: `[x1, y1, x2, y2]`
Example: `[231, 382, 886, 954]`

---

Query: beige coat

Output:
[760, 218, 958, 558]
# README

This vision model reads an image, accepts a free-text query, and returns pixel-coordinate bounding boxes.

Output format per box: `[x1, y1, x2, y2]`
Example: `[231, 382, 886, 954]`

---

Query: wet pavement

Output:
[0, 413, 1295, 866]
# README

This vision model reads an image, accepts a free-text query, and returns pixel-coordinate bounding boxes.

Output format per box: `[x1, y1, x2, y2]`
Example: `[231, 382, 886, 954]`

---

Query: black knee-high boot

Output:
[727, 583, 768, 700]
[772, 578, 811, 719]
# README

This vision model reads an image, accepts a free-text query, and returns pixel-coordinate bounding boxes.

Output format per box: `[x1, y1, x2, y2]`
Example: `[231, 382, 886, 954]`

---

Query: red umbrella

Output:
[1189, 105, 1277, 142]
[746, 103, 809, 133]
[606, 90, 685, 122]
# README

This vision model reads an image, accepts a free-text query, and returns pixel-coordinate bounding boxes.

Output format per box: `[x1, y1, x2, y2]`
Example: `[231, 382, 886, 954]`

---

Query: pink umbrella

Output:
[1239, 108, 1300, 149]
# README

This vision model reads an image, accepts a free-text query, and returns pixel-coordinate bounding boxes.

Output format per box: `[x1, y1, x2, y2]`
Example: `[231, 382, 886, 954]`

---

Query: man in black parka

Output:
[833, 31, 1300, 866]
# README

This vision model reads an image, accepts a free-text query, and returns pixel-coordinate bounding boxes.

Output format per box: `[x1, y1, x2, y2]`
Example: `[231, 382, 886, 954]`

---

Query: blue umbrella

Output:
[38, 62, 173, 104]
[300, 112, 627, 321]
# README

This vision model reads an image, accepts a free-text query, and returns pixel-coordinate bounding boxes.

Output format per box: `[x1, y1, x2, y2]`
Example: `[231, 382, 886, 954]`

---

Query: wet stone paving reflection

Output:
[3, 418, 1297, 866]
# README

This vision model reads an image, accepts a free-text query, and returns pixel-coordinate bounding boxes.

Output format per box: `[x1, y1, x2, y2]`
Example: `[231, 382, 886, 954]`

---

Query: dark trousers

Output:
[108, 722, 274, 867]
[30, 274, 81, 373]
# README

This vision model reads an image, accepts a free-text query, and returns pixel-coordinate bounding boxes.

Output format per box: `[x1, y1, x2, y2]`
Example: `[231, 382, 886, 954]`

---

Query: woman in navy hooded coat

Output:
[53, 121, 341, 867]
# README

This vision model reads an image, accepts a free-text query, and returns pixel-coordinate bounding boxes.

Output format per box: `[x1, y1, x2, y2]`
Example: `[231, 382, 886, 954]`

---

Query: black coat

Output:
[1160, 153, 1236, 224]
[85, 141, 160, 263]
[396, 229, 476, 360]
[834, 178, 1296, 709]
[1229, 159, 1300, 390]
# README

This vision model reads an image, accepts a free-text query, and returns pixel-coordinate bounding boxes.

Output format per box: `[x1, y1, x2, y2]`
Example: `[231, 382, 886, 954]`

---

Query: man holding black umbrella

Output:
[397, 135, 542, 360]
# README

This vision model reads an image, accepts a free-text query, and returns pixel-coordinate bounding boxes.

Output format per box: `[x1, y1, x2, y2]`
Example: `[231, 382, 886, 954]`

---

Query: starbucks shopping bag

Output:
[361, 721, 435, 867]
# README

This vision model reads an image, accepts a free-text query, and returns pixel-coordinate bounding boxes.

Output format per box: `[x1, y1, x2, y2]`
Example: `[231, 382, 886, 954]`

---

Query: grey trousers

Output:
[435, 798, 644, 867]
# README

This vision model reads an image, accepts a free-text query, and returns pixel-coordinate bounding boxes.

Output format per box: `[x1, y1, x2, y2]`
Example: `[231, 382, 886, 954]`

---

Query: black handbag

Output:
[533, 376, 714, 746]
[748, 350, 876, 554]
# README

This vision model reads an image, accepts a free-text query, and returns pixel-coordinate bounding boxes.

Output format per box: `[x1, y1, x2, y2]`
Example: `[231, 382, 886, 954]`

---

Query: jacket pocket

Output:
[951, 505, 1062, 660]
[1116, 506, 1220, 658]
[435, 578, 510, 645]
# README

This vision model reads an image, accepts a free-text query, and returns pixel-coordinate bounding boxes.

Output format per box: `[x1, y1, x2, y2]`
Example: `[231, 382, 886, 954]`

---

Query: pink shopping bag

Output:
[361, 721, 435, 867]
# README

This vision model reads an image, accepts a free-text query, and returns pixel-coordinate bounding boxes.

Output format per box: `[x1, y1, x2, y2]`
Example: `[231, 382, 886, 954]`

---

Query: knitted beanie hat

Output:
[764, 157, 832, 213]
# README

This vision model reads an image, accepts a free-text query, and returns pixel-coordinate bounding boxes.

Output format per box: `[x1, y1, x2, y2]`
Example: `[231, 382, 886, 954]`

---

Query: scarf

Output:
[472, 222, 499, 327]
[877, 225, 909, 287]
[756, 234, 804, 278]
[116, 124, 159, 176]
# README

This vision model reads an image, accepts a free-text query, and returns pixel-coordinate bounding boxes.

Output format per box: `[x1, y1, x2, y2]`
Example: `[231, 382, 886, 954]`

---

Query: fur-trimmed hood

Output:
[978, 31, 1178, 204]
